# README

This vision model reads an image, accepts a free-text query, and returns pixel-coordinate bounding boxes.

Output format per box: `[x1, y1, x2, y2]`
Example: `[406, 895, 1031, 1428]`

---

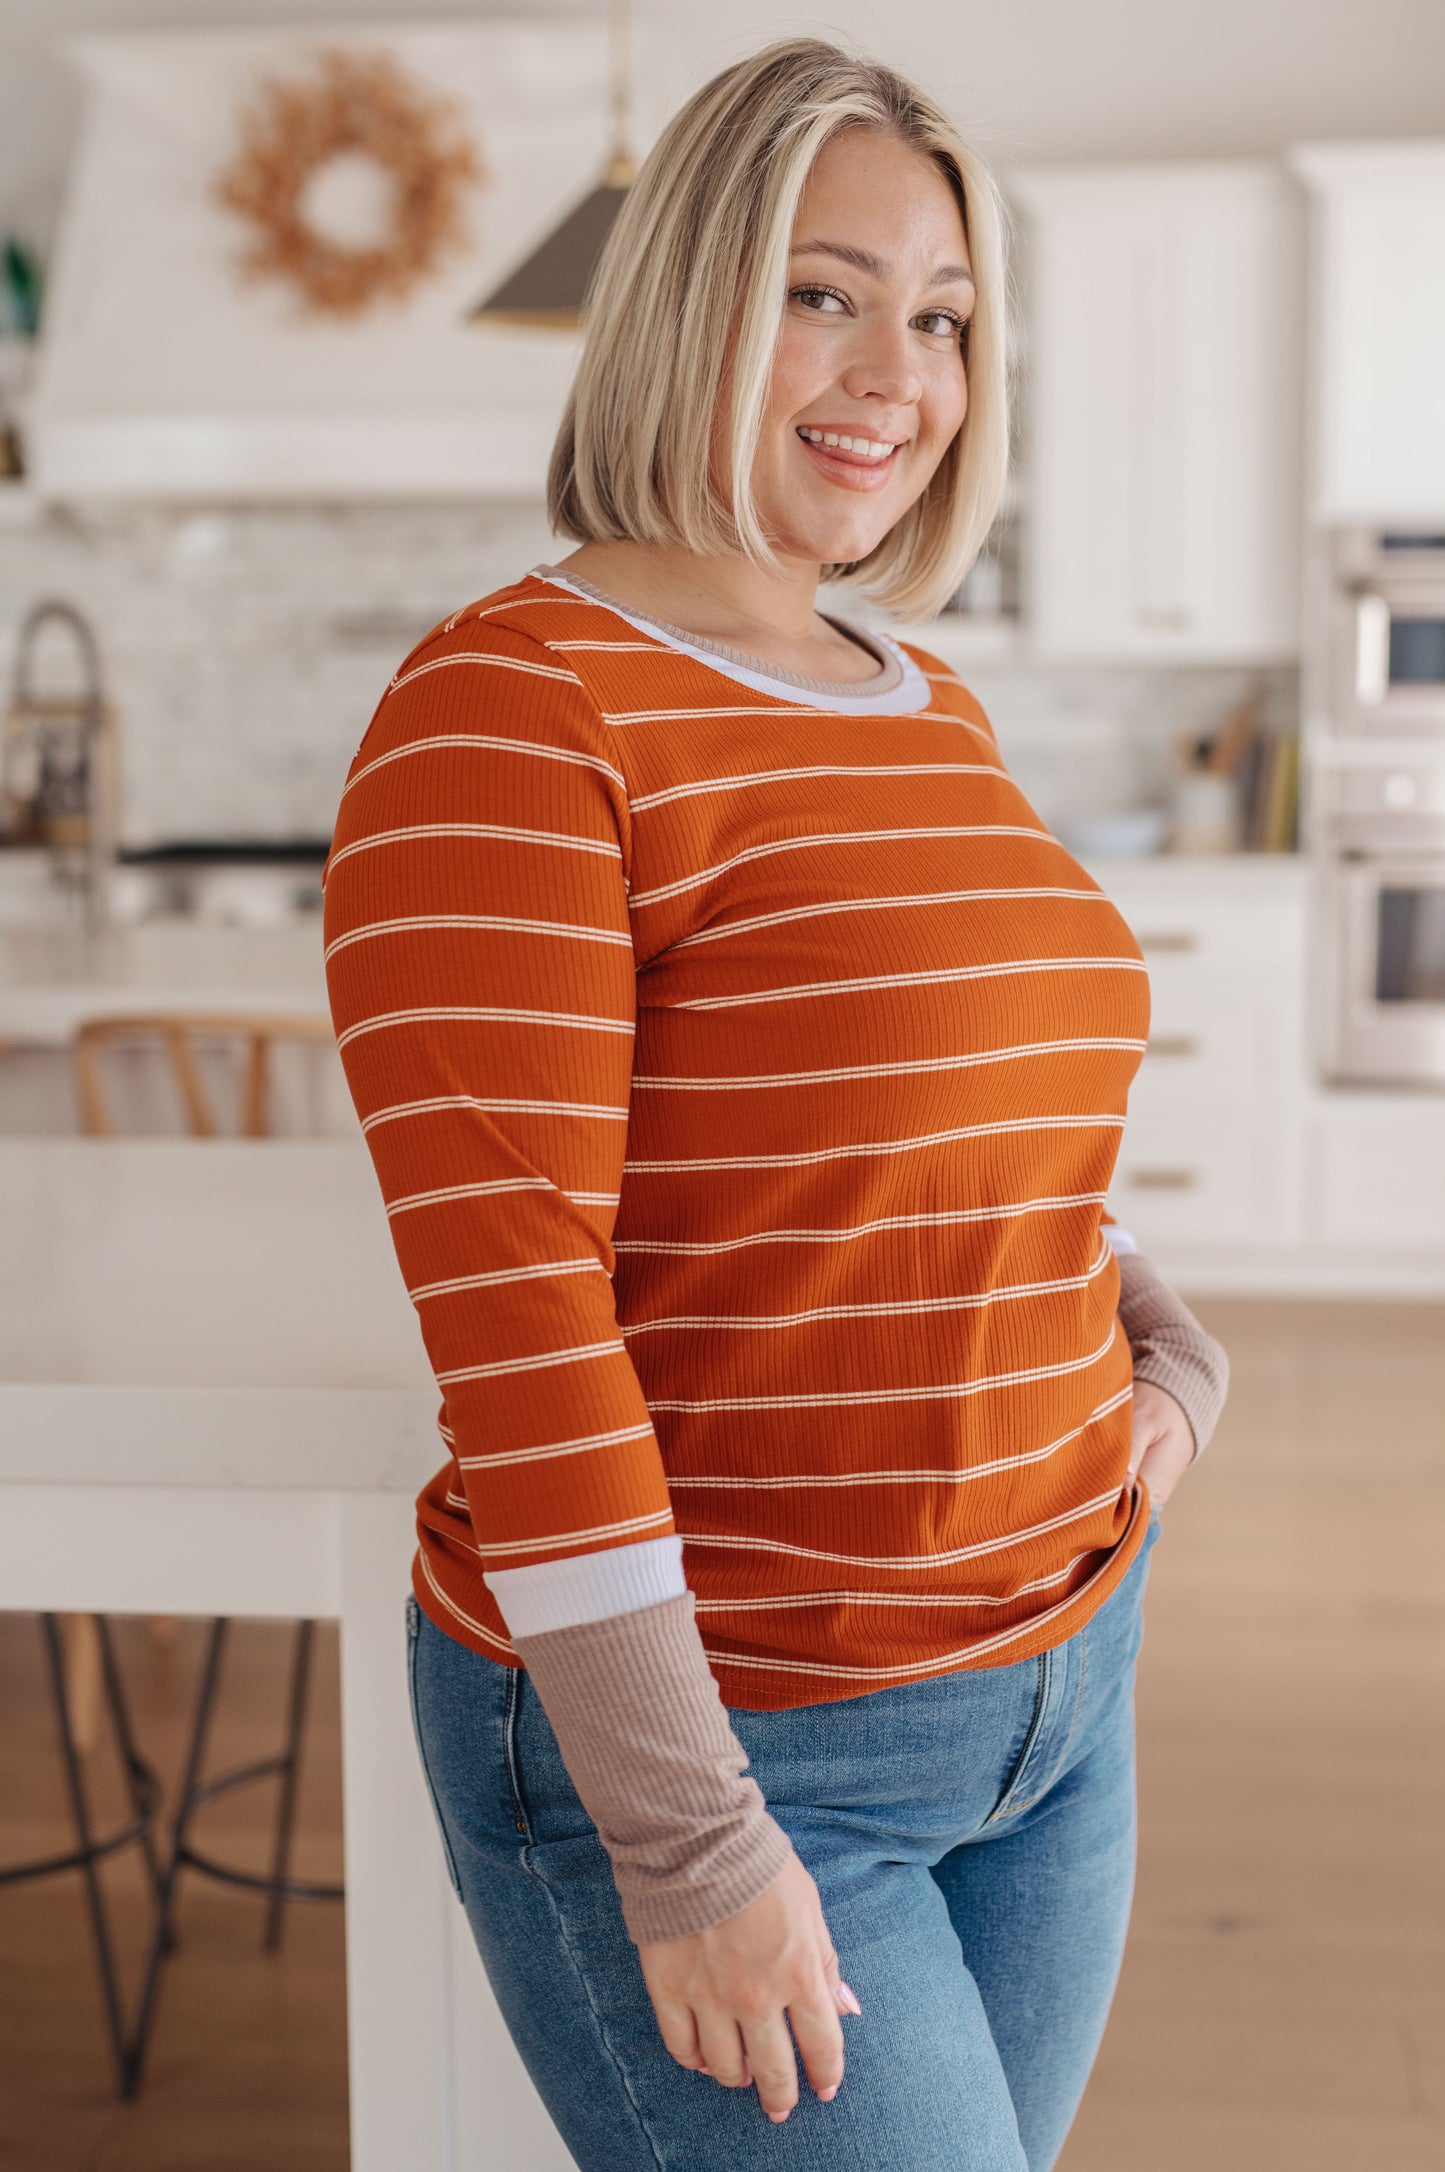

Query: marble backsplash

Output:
[0, 499, 1298, 849]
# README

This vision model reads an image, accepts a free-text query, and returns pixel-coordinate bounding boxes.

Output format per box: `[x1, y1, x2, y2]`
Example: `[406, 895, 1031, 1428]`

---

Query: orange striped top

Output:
[321, 569, 1153, 1709]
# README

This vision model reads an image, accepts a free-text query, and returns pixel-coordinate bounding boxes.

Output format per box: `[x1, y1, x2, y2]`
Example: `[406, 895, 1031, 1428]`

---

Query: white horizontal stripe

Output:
[480, 1508, 675, 1560]
[363, 1093, 627, 1136]
[645, 1322, 1120, 1413]
[436, 1336, 627, 1385]
[387, 1176, 552, 1217]
[410, 1257, 604, 1303]
[343, 731, 625, 798]
[325, 822, 621, 872]
[666, 1385, 1134, 1491]
[632, 1038, 1145, 1093]
[604, 702, 987, 743]
[671, 885, 1112, 951]
[416, 1550, 514, 1656]
[613, 1192, 1109, 1256]
[622, 1112, 1122, 1175]
[448, 594, 581, 626]
[696, 1560, 1085, 1612]
[703, 1491, 1145, 1680]
[456, 1420, 656, 1471]
[673, 955, 1147, 1014]
[684, 1489, 1120, 1572]
[621, 1244, 1111, 1335]
[630, 761, 1008, 814]
[546, 639, 668, 652]
[485, 1535, 687, 1637]
[629, 825, 1052, 910]
[325, 914, 632, 963]
[337, 1003, 630, 1052]
[389, 650, 578, 694]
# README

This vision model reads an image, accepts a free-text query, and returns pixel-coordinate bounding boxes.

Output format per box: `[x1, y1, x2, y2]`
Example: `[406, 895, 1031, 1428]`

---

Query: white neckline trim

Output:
[528, 567, 932, 716]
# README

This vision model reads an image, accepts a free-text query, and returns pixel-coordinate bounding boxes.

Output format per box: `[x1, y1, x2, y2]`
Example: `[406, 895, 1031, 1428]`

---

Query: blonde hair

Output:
[547, 37, 1011, 621]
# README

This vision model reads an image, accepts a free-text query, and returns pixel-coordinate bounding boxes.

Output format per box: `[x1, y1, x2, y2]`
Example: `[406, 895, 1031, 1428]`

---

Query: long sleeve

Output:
[322, 615, 789, 1937]
[323, 620, 678, 1582]
[1115, 1250, 1229, 1458]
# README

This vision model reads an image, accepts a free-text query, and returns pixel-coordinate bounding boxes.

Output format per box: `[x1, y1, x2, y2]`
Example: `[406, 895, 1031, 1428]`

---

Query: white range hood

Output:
[27, 21, 613, 501]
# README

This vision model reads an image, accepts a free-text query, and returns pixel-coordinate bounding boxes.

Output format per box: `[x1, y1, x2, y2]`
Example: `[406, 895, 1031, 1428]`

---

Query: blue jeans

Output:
[405, 1513, 1160, 2171]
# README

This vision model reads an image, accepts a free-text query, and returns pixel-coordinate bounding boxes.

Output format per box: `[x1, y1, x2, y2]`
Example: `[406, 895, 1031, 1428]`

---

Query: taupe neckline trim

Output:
[530, 564, 908, 699]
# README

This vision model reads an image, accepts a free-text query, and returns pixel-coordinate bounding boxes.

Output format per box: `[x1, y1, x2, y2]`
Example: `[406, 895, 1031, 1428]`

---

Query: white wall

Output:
[3, 0, 1445, 248]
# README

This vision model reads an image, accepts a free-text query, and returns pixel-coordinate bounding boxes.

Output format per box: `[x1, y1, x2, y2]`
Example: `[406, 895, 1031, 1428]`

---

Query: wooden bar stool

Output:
[68, 1008, 344, 2094]
[73, 1009, 337, 1140]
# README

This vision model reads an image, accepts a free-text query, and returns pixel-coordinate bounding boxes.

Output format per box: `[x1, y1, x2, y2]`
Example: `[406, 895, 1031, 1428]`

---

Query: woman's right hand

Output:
[636, 1849, 859, 2124]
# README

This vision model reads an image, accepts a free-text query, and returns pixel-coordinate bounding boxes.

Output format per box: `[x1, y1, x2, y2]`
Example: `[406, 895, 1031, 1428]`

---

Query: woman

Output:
[323, 38, 1228, 2170]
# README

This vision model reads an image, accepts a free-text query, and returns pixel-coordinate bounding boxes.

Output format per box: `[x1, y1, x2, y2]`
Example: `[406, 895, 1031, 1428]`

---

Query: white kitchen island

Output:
[0, 1137, 575, 2171]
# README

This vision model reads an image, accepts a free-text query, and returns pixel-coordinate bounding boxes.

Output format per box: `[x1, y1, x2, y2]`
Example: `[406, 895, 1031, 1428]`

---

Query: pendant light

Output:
[469, 0, 636, 328]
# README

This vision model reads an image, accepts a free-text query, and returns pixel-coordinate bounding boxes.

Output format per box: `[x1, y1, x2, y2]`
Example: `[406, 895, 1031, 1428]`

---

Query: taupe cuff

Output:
[510, 1592, 793, 1944]
[1116, 1249, 1230, 1458]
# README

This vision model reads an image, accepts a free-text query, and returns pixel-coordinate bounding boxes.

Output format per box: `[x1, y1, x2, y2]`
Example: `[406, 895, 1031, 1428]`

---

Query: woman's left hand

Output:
[1127, 1380, 1196, 1512]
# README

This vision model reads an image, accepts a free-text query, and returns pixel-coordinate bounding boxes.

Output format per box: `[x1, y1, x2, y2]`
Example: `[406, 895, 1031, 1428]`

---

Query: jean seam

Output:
[502, 1666, 535, 1842]
[523, 1848, 673, 2170]
[405, 1602, 465, 1901]
[984, 1648, 1051, 1824]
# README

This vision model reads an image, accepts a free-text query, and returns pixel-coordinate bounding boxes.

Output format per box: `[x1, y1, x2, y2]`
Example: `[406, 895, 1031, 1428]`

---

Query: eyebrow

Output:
[790, 239, 976, 290]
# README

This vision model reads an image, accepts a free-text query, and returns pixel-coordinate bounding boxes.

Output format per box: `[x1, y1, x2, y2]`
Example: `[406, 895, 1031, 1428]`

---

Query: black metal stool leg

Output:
[94, 1615, 166, 1904]
[124, 1615, 229, 2097]
[263, 1617, 316, 1952]
[38, 1613, 134, 2097]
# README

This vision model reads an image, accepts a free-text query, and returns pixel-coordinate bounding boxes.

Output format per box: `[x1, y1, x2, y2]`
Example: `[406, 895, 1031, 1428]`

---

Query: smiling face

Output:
[750, 127, 975, 572]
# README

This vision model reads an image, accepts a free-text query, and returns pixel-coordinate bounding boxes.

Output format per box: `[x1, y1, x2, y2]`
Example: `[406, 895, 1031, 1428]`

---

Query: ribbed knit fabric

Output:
[1116, 1251, 1230, 1457]
[321, 572, 1154, 1709]
[513, 1593, 794, 1942]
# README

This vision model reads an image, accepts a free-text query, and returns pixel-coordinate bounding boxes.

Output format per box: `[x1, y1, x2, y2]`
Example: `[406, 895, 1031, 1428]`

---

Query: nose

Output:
[839, 316, 924, 411]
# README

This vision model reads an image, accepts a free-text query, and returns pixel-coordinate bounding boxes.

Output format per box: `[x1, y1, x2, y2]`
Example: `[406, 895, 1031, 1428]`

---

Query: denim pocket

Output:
[404, 1595, 465, 1901]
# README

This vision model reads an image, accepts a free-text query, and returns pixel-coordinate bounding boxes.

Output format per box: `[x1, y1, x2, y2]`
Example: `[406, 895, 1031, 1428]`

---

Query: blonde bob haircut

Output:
[547, 37, 1010, 622]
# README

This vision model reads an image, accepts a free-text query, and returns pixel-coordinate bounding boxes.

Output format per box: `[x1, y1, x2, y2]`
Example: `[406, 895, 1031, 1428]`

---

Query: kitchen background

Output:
[1, 6, 1442, 2172]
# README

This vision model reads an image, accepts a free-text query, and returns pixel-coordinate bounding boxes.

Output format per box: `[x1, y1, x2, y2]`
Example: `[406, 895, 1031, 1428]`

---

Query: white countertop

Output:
[0, 919, 329, 1045]
[0, 1138, 437, 1488]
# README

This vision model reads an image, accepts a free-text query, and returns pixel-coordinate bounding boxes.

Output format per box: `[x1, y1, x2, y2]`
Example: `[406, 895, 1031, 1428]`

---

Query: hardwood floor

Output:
[1062, 1297, 1445, 2171]
[0, 1614, 349, 2172]
[1, 1298, 1441, 2169]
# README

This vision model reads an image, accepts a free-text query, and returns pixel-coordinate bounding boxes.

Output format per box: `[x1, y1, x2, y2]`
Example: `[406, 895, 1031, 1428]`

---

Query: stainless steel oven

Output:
[1330, 529, 1445, 738]
[1321, 758, 1445, 1086]
[1329, 850, 1445, 1086]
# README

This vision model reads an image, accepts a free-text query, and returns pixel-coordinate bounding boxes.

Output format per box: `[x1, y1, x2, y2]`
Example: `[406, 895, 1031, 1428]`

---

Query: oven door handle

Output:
[1354, 593, 1390, 708]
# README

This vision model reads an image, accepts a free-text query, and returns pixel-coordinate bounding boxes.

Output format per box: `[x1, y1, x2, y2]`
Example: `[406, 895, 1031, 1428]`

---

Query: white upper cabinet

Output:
[1288, 142, 1445, 524]
[1012, 163, 1304, 663]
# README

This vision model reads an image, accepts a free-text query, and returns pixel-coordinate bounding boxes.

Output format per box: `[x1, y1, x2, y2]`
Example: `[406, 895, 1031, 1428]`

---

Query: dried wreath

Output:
[215, 46, 483, 317]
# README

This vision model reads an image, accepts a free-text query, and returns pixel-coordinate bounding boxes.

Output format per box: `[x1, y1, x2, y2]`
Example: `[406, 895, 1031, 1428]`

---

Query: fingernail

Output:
[819, 2084, 839, 2102]
[837, 1981, 863, 2016]
[768, 2111, 790, 2124]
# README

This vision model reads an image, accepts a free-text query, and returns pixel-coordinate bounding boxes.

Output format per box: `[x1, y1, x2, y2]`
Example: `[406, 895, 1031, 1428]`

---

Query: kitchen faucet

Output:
[2, 598, 118, 930]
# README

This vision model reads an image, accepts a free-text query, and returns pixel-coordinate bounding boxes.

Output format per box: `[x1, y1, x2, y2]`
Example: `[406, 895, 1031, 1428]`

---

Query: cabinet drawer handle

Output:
[1135, 605, 1193, 633]
[1125, 1167, 1199, 1191]
[1146, 1034, 1200, 1059]
[1135, 930, 1199, 954]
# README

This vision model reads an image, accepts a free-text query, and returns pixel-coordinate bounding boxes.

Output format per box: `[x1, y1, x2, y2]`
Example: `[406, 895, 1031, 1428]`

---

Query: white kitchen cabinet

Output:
[1012, 163, 1303, 663]
[1086, 856, 1445, 1295]
[1313, 1098, 1445, 1253]
[1289, 142, 1445, 524]
[1090, 856, 1310, 1265]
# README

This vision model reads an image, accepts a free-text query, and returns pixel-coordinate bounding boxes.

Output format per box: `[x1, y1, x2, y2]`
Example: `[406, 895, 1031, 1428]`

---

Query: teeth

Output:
[798, 427, 896, 462]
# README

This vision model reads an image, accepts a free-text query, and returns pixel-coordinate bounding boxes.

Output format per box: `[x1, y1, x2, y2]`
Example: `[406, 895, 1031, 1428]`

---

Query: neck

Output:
[554, 539, 824, 646]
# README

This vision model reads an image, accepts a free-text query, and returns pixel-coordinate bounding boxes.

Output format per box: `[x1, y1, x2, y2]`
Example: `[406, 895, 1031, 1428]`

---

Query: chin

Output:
[773, 517, 896, 569]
